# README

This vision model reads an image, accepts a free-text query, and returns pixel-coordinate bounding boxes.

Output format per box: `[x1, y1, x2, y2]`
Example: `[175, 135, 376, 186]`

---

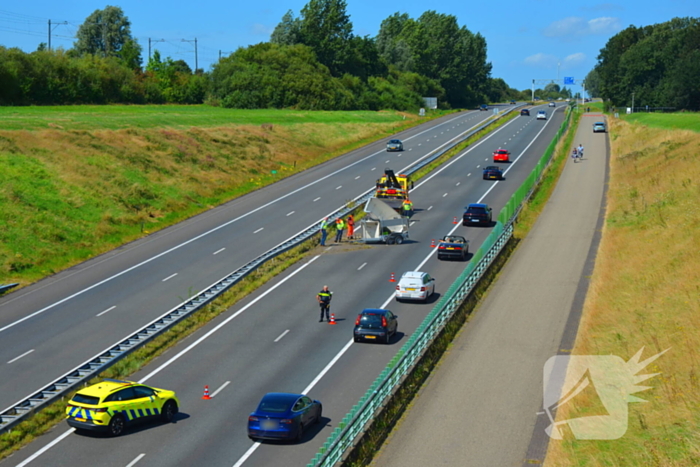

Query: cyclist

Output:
[317, 285, 333, 322]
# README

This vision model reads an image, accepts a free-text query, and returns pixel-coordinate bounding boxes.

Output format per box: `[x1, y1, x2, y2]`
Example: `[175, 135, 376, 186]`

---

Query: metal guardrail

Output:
[307, 105, 574, 467]
[0, 283, 19, 294]
[0, 106, 519, 434]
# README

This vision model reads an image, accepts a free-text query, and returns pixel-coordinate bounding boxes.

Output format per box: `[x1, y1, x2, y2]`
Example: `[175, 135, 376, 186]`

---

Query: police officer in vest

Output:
[317, 285, 333, 322]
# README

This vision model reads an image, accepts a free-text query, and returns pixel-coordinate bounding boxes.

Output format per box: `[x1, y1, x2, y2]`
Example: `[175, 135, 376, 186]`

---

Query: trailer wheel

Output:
[394, 235, 404, 245]
[385, 236, 395, 245]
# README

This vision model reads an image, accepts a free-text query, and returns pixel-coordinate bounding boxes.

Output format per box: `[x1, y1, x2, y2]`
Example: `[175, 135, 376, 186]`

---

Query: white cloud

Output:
[523, 53, 559, 68]
[543, 16, 622, 39]
[564, 53, 586, 67]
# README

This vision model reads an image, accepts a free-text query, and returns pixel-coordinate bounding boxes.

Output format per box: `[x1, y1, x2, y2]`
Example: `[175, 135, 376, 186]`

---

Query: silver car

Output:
[593, 122, 606, 133]
[395, 271, 435, 302]
[537, 111, 547, 120]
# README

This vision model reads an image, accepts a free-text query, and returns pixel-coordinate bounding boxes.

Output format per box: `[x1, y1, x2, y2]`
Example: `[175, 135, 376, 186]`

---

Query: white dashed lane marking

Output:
[286, 211, 295, 216]
[96, 306, 116, 317]
[162, 273, 177, 282]
[211, 381, 231, 397]
[254, 227, 264, 233]
[213, 248, 226, 255]
[357, 262, 367, 271]
[313, 197, 321, 202]
[8, 349, 34, 364]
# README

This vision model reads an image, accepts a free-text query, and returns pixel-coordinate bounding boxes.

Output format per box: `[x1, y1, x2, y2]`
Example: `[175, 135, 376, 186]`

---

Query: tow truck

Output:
[375, 169, 414, 212]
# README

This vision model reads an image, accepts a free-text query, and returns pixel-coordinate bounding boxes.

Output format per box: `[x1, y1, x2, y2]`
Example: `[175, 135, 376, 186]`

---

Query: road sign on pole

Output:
[564, 77, 575, 85]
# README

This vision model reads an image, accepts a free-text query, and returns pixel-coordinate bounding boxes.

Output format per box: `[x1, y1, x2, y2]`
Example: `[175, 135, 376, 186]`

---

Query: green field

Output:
[0, 105, 413, 131]
[622, 112, 700, 132]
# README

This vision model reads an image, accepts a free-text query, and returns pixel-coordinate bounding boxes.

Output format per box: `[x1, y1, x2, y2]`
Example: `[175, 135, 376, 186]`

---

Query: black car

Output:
[479, 104, 488, 111]
[437, 235, 469, 261]
[386, 139, 403, 152]
[463, 203, 493, 226]
[520, 109, 530, 116]
[482, 165, 504, 180]
[353, 309, 397, 344]
[510, 100, 516, 105]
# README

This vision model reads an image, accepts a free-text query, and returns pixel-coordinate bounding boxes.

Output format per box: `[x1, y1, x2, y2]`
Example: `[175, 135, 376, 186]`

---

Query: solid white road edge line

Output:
[8, 349, 34, 364]
[211, 381, 231, 398]
[15, 428, 74, 467]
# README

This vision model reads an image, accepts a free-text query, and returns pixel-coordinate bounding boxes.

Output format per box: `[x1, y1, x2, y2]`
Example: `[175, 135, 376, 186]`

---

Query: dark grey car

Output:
[353, 309, 397, 344]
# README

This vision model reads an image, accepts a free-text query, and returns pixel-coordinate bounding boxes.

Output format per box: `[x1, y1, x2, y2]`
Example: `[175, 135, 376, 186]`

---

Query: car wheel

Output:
[108, 414, 126, 437]
[161, 400, 178, 423]
[315, 405, 323, 424]
[295, 423, 304, 443]
[385, 236, 395, 245]
[354, 336, 361, 342]
[384, 333, 391, 344]
[394, 235, 404, 245]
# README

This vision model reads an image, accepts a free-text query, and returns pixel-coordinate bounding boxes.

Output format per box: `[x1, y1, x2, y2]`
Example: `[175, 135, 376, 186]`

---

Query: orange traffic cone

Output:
[202, 385, 211, 400]
[430, 239, 436, 248]
[328, 313, 337, 325]
[453, 216, 458, 224]
[389, 272, 396, 282]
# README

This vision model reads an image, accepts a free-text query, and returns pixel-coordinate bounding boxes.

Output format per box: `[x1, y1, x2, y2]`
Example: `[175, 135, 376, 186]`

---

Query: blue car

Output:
[248, 393, 322, 442]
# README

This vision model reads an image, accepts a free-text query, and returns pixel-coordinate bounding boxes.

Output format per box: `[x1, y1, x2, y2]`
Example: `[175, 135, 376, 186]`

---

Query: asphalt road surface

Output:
[0, 108, 503, 412]
[1, 104, 567, 467]
[371, 112, 608, 467]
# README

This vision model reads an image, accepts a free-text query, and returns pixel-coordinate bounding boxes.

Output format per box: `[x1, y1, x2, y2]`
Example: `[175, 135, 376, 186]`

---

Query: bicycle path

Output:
[371, 112, 608, 467]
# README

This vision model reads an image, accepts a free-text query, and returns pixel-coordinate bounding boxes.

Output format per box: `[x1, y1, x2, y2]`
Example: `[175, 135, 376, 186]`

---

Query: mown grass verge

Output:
[339, 108, 583, 466]
[0, 108, 452, 287]
[544, 112, 700, 466]
[0, 236, 320, 461]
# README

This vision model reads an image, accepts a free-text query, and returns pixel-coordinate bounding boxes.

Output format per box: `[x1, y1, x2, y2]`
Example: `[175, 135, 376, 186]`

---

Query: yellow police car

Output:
[66, 379, 179, 436]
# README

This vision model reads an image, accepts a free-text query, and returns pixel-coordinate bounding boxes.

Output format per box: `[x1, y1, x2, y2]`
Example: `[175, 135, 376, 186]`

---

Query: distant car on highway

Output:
[437, 236, 469, 261]
[248, 393, 322, 442]
[354, 308, 398, 344]
[593, 122, 606, 133]
[65, 379, 179, 436]
[537, 111, 547, 120]
[463, 203, 493, 226]
[520, 109, 530, 116]
[510, 100, 516, 105]
[482, 165, 504, 180]
[493, 149, 510, 163]
[386, 139, 403, 152]
[548, 102, 556, 107]
[395, 271, 435, 302]
[479, 104, 489, 111]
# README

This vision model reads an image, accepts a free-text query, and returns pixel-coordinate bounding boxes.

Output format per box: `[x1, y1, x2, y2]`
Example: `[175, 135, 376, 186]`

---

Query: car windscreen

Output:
[72, 394, 100, 405]
[258, 398, 292, 413]
[359, 314, 384, 329]
[467, 208, 487, 215]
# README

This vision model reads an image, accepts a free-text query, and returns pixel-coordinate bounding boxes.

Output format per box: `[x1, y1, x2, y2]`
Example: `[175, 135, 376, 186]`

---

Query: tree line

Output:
[1, 1, 516, 109]
[586, 17, 700, 110]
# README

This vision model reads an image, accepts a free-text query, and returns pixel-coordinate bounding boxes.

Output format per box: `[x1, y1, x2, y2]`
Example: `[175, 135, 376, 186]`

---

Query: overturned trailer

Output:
[360, 197, 409, 245]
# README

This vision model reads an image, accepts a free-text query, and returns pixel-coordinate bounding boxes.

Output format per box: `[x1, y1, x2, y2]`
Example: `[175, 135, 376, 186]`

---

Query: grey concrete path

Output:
[372, 112, 609, 467]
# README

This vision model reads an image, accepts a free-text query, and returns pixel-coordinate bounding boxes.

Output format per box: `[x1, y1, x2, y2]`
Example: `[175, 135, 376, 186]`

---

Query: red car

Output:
[493, 149, 510, 162]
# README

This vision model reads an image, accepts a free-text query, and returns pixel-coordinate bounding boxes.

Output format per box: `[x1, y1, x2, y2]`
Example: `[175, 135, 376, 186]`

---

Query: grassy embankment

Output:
[0, 105, 447, 286]
[545, 113, 700, 466]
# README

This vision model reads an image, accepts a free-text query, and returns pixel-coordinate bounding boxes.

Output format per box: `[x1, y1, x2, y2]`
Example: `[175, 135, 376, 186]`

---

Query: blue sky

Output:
[1, 0, 697, 92]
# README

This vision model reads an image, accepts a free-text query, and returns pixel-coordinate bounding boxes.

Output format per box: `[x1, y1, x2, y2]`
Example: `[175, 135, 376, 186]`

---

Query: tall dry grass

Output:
[0, 121, 405, 285]
[544, 118, 700, 466]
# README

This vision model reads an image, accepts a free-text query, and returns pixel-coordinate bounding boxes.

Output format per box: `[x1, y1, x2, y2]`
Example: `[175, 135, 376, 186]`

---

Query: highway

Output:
[1, 103, 567, 467]
[0, 108, 502, 413]
[372, 112, 609, 467]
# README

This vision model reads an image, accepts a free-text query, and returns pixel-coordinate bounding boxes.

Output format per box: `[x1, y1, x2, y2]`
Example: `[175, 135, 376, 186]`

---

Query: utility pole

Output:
[218, 50, 232, 61]
[148, 38, 165, 61]
[531, 79, 535, 102]
[631, 92, 635, 113]
[47, 19, 68, 51]
[182, 38, 198, 71]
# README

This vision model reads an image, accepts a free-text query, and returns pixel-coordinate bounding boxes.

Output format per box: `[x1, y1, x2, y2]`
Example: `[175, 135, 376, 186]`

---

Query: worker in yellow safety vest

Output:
[402, 199, 413, 218]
